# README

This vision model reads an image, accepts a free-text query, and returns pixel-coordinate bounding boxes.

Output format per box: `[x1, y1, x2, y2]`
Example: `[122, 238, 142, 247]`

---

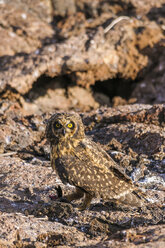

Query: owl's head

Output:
[46, 112, 85, 142]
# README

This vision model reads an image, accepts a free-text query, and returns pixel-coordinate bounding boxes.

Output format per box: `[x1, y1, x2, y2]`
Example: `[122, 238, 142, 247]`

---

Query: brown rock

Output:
[0, 104, 165, 247]
[0, 1, 164, 95]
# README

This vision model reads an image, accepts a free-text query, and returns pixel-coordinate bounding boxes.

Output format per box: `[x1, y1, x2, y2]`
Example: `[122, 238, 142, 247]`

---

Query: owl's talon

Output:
[55, 185, 63, 197]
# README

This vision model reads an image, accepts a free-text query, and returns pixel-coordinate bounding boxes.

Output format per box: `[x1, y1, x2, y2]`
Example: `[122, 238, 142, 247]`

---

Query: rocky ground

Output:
[0, 104, 165, 247]
[0, 0, 165, 247]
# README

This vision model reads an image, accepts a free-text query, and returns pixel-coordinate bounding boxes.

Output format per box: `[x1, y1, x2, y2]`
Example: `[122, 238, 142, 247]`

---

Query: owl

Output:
[46, 112, 145, 210]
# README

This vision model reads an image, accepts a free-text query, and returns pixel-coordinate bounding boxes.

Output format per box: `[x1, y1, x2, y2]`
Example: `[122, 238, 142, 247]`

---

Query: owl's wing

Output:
[71, 140, 144, 206]
[72, 164, 132, 194]
[66, 156, 139, 206]
[66, 138, 145, 206]
[80, 137, 132, 183]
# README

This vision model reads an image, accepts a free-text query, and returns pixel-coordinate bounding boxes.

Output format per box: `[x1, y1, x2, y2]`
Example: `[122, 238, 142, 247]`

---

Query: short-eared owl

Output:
[46, 112, 144, 210]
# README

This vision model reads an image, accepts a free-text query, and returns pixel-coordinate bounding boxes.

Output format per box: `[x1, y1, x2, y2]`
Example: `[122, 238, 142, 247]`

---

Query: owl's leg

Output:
[77, 192, 93, 211]
[65, 187, 84, 202]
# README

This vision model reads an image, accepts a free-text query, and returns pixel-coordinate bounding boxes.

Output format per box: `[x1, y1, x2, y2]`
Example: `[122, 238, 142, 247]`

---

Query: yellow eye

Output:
[54, 122, 61, 129]
[67, 123, 73, 128]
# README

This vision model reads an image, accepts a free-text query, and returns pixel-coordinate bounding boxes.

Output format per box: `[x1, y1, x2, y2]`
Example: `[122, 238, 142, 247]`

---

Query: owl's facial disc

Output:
[52, 119, 76, 139]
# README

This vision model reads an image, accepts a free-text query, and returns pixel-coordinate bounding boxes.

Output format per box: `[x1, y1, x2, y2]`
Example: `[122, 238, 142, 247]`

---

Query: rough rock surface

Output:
[0, 0, 165, 247]
[0, 104, 165, 247]
[0, 0, 164, 97]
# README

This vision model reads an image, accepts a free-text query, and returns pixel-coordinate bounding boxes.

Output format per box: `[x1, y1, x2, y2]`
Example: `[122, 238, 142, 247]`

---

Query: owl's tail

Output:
[117, 190, 147, 207]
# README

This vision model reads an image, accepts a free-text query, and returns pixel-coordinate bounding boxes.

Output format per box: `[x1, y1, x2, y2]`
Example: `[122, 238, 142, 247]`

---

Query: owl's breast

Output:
[50, 140, 87, 186]
[53, 157, 69, 184]
[51, 141, 75, 158]
[55, 154, 81, 184]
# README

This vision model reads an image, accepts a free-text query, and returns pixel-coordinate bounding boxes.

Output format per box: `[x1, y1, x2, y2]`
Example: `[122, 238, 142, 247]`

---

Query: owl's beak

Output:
[62, 129, 66, 136]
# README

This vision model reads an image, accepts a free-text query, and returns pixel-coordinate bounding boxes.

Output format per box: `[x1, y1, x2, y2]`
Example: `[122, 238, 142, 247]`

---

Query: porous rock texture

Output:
[0, 104, 165, 247]
[0, 0, 164, 96]
[0, 0, 165, 247]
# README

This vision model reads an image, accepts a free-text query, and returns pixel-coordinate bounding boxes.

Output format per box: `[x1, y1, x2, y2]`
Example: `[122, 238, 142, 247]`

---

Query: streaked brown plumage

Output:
[46, 112, 145, 210]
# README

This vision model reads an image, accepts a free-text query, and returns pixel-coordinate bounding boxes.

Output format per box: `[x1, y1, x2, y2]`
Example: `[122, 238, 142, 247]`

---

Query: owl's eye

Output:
[54, 121, 62, 129]
[67, 122, 74, 129]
